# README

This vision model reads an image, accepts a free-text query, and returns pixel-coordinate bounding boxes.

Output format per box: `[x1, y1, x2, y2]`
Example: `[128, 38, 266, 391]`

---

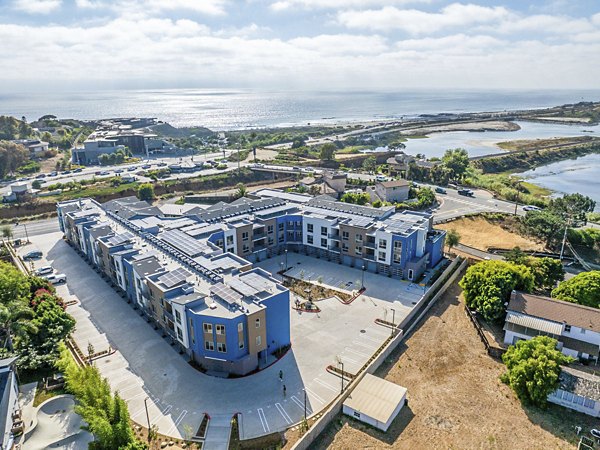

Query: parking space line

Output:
[344, 347, 370, 358]
[162, 405, 172, 415]
[360, 334, 384, 344]
[291, 396, 312, 415]
[305, 388, 325, 405]
[337, 354, 360, 365]
[166, 410, 187, 436]
[275, 403, 293, 424]
[257, 408, 270, 433]
[314, 378, 338, 392]
[352, 340, 377, 350]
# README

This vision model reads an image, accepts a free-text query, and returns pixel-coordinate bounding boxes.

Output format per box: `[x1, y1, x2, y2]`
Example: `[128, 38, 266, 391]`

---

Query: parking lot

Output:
[18, 233, 425, 443]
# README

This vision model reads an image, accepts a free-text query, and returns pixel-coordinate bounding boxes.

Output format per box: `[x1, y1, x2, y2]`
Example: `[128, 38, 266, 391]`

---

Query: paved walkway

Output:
[19, 233, 422, 440]
[204, 414, 231, 450]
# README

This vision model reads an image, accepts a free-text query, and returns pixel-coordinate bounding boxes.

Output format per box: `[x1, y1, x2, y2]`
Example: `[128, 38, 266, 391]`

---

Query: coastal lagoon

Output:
[402, 121, 600, 158]
[519, 154, 600, 210]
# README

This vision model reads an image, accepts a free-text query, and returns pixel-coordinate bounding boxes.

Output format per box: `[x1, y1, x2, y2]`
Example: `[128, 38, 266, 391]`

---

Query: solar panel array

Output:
[349, 217, 373, 228]
[160, 230, 210, 257]
[158, 267, 191, 288]
[107, 231, 135, 246]
[228, 279, 259, 297]
[383, 219, 414, 235]
[210, 282, 243, 306]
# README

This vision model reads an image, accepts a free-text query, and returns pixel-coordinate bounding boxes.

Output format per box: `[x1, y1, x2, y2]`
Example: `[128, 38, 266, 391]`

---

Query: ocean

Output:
[1, 87, 599, 204]
[1, 88, 600, 130]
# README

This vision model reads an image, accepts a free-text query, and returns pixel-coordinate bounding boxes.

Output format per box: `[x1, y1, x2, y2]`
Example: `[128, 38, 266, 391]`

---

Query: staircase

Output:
[202, 414, 231, 450]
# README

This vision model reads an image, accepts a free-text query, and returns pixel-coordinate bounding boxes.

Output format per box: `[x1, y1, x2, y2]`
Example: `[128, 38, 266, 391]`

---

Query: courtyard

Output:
[17, 233, 427, 444]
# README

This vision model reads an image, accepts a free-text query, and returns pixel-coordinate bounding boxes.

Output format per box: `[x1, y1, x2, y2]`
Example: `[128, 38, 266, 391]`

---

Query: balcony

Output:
[365, 241, 376, 249]
[328, 233, 340, 240]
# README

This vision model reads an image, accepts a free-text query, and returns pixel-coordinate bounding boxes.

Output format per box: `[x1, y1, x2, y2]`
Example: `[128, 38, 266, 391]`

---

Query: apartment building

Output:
[57, 198, 290, 376]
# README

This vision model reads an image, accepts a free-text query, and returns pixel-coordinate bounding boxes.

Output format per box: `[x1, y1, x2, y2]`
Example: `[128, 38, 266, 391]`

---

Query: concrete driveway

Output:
[19, 233, 420, 442]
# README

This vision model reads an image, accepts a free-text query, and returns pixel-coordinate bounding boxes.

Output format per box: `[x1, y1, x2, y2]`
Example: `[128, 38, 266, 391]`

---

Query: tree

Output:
[521, 209, 566, 248]
[0, 141, 30, 179]
[549, 193, 596, 224]
[136, 183, 155, 202]
[460, 260, 534, 322]
[291, 137, 306, 149]
[504, 246, 527, 265]
[1, 225, 13, 241]
[528, 257, 564, 291]
[362, 156, 377, 173]
[446, 229, 460, 252]
[0, 261, 31, 305]
[501, 336, 573, 407]
[235, 183, 247, 199]
[441, 148, 469, 181]
[0, 300, 37, 352]
[552, 271, 600, 308]
[319, 143, 336, 161]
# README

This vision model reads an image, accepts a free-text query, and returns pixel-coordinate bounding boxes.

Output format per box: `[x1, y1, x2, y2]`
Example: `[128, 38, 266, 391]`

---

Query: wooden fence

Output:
[464, 306, 506, 359]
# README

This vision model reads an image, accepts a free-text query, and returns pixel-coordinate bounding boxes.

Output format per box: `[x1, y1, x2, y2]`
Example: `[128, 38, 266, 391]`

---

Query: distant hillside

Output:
[0, 115, 34, 140]
[150, 122, 214, 138]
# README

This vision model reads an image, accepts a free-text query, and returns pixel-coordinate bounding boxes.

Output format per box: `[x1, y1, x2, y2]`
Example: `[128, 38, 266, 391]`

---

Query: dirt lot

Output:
[438, 216, 545, 252]
[309, 284, 596, 450]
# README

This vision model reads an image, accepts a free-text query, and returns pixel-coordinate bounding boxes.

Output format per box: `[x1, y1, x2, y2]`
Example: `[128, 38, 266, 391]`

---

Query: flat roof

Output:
[343, 373, 407, 424]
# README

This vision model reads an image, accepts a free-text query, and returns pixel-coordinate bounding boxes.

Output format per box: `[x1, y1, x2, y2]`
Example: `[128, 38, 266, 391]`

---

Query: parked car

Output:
[23, 250, 42, 260]
[114, 169, 123, 174]
[375, 175, 387, 182]
[435, 187, 447, 194]
[35, 265, 54, 276]
[142, 164, 151, 169]
[49, 171, 58, 177]
[157, 162, 167, 167]
[523, 205, 541, 212]
[127, 166, 136, 171]
[73, 168, 83, 173]
[35, 174, 46, 179]
[99, 171, 110, 176]
[458, 188, 474, 197]
[44, 273, 67, 285]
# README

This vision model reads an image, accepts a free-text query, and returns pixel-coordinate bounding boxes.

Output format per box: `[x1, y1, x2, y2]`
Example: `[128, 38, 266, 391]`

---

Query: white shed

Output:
[342, 373, 407, 432]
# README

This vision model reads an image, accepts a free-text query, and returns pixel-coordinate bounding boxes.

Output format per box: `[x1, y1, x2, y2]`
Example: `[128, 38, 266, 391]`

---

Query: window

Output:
[565, 324, 572, 332]
[321, 238, 327, 248]
[216, 324, 225, 335]
[321, 226, 327, 236]
[353, 411, 361, 418]
[278, 222, 284, 231]
[355, 246, 362, 256]
[268, 237, 274, 246]
[278, 234, 284, 243]
[564, 391, 574, 402]
[378, 251, 386, 261]
[256, 335, 262, 346]
[242, 244, 250, 254]
[216, 239, 223, 248]
[255, 318, 261, 328]
[175, 310, 181, 324]
[307, 235, 313, 245]
[205, 340, 214, 351]
[177, 327, 183, 340]
[267, 225, 274, 234]
[355, 234, 363, 242]
[226, 235, 233, 245]
[203, 323, 213, 333]
[378, 239, 387, 249]
[342, 243, 349, 253]
[242, 231, 249, 241]
[307, 223, 313, 233]
[217, 342, 227, 353]
[238, 322, 244, 333]
[581, 328, 586, 334]
[393, 240, 402, 263]
[584, 398, 595, 409]
[342, 231, 349, 241]
[574, 395, 585, 405]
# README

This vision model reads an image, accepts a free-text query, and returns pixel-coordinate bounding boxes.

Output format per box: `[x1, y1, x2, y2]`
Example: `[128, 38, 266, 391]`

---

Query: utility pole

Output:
[560, 217, 572, 261]
[361, 265, 366, 290]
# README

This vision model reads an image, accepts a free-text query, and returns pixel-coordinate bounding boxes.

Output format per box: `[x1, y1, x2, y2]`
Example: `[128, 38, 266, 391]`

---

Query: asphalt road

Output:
[9, 218, 60, 240]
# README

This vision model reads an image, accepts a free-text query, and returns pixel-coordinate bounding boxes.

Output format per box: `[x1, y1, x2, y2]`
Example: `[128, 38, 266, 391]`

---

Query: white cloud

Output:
[75, 0, 229, 16]
[270, 0, 429, 11]
[289, 34, 388, 55]
[337, 3, 511, 34]
[13, 0, 62, 14]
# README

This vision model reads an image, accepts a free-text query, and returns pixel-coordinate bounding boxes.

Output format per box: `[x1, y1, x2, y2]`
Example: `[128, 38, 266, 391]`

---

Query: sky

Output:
[0, 0, 599, 92]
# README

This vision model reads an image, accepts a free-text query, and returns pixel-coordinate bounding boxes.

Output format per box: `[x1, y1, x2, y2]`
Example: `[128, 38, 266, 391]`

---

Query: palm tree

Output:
[0, 301, 37, 352]
[235, 183, 247, 199]
[446, 229, 461, 253]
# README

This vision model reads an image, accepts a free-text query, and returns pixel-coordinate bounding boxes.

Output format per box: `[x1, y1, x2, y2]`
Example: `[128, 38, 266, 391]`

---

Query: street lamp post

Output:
[285, 249, 288, 271]
[303, 389, 307, 421]
[361, 265, 365, 290]
[15, 222, 30, 243]
[339, 359, 345, 394]
[391, 308, 396, 336]
[144, 397, 151, 437]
